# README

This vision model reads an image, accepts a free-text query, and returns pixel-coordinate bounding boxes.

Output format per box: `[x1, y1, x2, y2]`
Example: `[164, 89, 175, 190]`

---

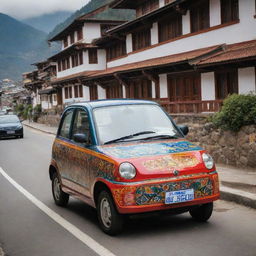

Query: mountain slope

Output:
[0, 13, 57, 81]
[22, 11, 72, 33]
[49, 0, 135, 40]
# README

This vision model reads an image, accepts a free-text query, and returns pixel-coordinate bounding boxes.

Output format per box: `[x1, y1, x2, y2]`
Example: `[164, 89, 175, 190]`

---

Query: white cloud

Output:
[0, 0, 90, 19]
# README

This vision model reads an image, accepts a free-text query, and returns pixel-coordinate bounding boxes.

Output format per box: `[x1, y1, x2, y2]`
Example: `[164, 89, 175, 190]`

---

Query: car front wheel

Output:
[52, 172, 69, 207]
[97, 190, 124, 236]
[189, 202, 213, 222]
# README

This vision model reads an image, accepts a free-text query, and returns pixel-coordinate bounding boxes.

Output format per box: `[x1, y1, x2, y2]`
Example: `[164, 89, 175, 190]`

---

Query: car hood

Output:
[98, 140, 207, 178]
[0, 122, 21, 128]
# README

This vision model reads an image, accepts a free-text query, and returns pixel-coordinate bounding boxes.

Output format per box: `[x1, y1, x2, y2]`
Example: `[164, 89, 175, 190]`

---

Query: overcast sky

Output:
[0, 0, 90, 20]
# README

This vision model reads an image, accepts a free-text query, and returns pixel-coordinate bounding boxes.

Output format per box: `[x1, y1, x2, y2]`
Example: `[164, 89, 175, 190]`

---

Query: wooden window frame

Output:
[158, 14, 182, 43]
[132, 28, 151, 51]
[63, 37, 68, 48]
[136, 0, 159, 17]
[69, 86, 73, 99]
[64, 87, 69, 99]
[215, 69, 238, 100]
[79, 51, 83, 65]
[70, 33, 75, 44]
[79, 85, 83, 97]
[77, 27, 83, 41]
[221, 0, 239, 24]
[58, 61, 62, 72]
[190, 0, 210, 33]
[88, 49, 98, 64]
[106, 40, 127, 61]
[74, 85, 79, 98]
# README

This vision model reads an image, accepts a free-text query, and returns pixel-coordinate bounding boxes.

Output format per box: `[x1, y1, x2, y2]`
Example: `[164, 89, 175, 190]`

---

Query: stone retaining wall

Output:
[37, 114, 61, 127]
[173, 115, 256, 168]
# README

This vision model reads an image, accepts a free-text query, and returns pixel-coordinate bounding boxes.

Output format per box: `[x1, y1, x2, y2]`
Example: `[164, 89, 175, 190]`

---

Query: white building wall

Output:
[83, 86, 90, 101]
[151, 23, 159, 45]
[210, 0, 221, 27]
[84, 23, 101, 43]
[182, 10, 190, 35]
[152, 81, 156, 98]
[107, 0, 256, 68]
[201, 72, 216, 101]
[97, 85, 106, 99]
[159, 74, 168, 98]
[238, 67, 256, 94]
[159, 0, 165, 7]
[126, 34, 133, 53]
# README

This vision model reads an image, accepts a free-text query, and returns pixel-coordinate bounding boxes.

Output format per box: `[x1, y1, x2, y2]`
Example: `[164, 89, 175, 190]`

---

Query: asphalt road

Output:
[0, 127, 256, 256]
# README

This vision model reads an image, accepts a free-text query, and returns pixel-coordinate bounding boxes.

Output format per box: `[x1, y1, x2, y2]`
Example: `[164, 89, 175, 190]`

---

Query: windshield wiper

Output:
[140, 134, 179, 141]
[104, 131, 156, 145]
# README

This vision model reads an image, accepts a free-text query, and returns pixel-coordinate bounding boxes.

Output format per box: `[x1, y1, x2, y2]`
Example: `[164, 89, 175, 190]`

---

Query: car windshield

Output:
[93, 104, 182, 145]
[0, 115, 19, 124]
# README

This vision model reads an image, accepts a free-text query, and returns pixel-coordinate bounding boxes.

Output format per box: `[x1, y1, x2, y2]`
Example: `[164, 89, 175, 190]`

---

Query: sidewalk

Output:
[23, 121, 256, 209]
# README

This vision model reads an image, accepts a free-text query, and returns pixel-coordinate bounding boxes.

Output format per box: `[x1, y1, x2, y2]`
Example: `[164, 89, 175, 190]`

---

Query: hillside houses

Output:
[23, 0, 256, 114]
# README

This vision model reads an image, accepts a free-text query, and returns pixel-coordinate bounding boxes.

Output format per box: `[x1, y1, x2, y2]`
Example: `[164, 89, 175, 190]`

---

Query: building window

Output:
[167, 73, 201, 101]
[69, 87, 73, 98]
[158, 14, 182, 42]
[106, 81, 123, 99]
[106, 41, 126, 61]
[132, 28, 151, 51]
[190, 0, 210, 33]
[77, 27, 83, 41]
[62, 59, 66, 70]
[74, 85, 79, 98]
[221, 0, 239, 24]
[90, 86, 98, 100]
[63, 37, 68, 48]
[127, 80, 152, 99]
[88, 49, 98, 64]
[72, 54, 78, 67]
[79, 85, 83, 97]
[64, 87, 69, 99]
[136, 0, 159, 17]
[70, 33, 75, 44]
[165, 0, 175, 4]
[79, 52, 83, 65]
[215, 69, 238, 99]
[66, 57, 70, 69]
[58, 61, 62, 72]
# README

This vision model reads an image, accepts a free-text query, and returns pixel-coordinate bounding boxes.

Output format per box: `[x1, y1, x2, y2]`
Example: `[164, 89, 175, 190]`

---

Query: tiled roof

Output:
[51, 71, 96, 85]
[86, 45, 223, 79]
[197, 40, 256, 66]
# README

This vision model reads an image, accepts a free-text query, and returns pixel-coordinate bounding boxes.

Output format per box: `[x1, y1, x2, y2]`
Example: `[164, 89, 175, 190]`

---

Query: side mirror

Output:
[73, 133, 88, 144]
[178, 125, 189, 136]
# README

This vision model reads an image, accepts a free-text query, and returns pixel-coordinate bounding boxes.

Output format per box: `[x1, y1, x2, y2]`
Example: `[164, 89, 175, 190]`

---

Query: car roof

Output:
[70, 99, 159, 110]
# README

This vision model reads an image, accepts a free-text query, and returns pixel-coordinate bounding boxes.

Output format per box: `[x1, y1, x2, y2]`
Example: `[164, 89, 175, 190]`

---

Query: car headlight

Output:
[119, 162, 136, 180]
[202, 153, 214, 170]
[16, 125, 22, 130]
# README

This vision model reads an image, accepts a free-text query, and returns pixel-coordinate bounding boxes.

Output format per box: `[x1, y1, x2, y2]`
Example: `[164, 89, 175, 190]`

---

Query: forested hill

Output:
[0, 13, 57, 81]
[48, 0, 135, 40]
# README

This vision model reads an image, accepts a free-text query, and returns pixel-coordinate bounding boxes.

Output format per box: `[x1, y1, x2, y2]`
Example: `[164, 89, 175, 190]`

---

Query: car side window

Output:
[59, 109, 74, 139]
[71, 109, 92, 144]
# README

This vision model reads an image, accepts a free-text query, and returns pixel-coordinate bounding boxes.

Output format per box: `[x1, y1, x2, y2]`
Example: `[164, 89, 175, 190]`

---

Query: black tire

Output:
[97, 190, 124, 236]
[52, 172, 69, 207]
[189, 202, 213, 222]
[20, 134, 24, 138]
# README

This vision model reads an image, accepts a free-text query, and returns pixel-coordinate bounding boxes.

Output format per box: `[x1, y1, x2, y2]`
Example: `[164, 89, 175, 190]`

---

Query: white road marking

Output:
[0, 167, 116, 256]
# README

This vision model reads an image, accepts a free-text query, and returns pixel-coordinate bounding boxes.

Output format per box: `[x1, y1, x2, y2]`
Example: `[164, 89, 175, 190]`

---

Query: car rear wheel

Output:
[52, 172, 69, 207]
[97, 190, 124, 236]
[189, 202, 213, 222]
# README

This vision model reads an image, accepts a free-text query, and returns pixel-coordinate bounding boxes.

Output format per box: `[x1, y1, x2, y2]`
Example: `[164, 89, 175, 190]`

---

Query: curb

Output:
[23, 123, 56, 136]
[220, 186, 256, 209]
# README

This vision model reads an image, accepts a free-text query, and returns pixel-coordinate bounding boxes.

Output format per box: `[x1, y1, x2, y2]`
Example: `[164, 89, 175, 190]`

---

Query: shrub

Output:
[211, 93, 256, 132]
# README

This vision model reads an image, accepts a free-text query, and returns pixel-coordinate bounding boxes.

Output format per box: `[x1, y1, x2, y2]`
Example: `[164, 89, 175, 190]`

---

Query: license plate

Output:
[7, 131, 15, 134]
[165, 189, 194, 204]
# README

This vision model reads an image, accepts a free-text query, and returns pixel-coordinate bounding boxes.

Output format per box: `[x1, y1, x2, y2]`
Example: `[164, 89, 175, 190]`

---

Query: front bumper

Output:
[0, 128, 23, 138]
[108, 171, 220, 214]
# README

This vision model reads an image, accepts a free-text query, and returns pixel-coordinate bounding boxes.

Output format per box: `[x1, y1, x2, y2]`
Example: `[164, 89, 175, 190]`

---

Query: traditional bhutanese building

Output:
[48, 0, 256, 113]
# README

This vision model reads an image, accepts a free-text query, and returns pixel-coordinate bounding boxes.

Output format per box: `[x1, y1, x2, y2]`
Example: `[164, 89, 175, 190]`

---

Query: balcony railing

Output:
[159, 100, 223, 113]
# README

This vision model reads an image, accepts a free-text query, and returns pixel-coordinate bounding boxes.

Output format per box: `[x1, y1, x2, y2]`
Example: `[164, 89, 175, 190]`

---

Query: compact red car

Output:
[49, 100, 219, 235]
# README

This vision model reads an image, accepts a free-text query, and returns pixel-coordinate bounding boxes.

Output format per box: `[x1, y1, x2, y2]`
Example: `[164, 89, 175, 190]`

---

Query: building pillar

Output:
[126, 34, 133, 53]
[238, 67, 256, 94]
[97, 85, 106, 99]
[151, 22, 159, 45]
[210, 0, 221, 27]
[201, 72, 216, 100]
[159, 74, 168, 98]
[182, 10, 190, 35]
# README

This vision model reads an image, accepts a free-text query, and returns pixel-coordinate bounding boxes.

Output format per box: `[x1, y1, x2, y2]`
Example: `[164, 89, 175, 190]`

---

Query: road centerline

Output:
[0, 167, 116, 256]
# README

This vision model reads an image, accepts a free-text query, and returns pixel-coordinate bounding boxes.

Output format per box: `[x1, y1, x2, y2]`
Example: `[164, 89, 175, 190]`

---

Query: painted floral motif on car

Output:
[101, 141, 202, 159]
[143, 154, 200, 171]
[113, 177, 213, 207]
